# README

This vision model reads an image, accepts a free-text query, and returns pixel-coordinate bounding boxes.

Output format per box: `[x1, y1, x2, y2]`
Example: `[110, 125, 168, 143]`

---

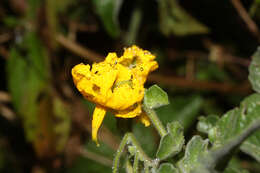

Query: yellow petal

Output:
[115, 102, 142, 118]
[138, 113, 150, 127]
[107, 81, 144, 110]
[92, 105, 107, 145]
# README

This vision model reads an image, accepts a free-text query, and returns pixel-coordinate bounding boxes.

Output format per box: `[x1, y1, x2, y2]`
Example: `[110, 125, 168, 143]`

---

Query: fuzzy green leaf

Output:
[144, 85, 169, 109]
[249, 47, 260, 93]
[156, 122, 184, 160]
[240, 130, 260, 162]
[194, 94, 260, 171]
[177, 136, 209, 173]
[197, 115, 219, 134]
[157, 163, 179, 173]
[209, 94, 260, 149]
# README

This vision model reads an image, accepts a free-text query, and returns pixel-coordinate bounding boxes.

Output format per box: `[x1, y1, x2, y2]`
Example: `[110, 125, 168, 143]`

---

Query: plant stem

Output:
[125, 157, 133, 173]
[144, 164, 149, 173]
[133, 152, 139, 173]
[113, 133, 129, 173]
[112, 133, 153, 173]
[142, 105, 167, 137]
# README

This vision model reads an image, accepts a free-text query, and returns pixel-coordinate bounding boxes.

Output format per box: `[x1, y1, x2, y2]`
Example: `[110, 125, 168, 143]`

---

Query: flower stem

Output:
[125, 157, 133, 173]
[133, 152, 139, 173]
[142, 105, 167, 137]
[112, 133, 153, 173]
[113, 133, 129, 173]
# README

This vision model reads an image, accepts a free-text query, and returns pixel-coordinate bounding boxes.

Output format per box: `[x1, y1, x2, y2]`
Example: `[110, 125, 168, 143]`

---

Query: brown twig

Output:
[168, 49, 250, 67]
[58, 36, 251, 94]
[0, 33, 11, 44]
[55, 34, 103, 62]
[0, 91, 11, 103]
[230, 0, 260, 41]
[0, 104, 16, 121]
[69, 21, 98, 33]
[0, 46, 9, 59]
[149, 74, 251, 94]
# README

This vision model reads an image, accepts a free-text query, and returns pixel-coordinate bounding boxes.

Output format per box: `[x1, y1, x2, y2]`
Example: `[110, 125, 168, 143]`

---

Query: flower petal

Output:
[115, 102, 142, 118]
[138, 113, 151, 127]
[92, 105, 107, 145]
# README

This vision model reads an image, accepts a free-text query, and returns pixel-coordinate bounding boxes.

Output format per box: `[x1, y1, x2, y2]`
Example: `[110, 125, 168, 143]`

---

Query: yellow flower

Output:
[71, 45, 158, 144]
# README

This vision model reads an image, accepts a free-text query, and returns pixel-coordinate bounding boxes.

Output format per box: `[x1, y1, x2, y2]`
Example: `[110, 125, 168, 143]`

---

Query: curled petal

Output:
[92, 105, 107, 145]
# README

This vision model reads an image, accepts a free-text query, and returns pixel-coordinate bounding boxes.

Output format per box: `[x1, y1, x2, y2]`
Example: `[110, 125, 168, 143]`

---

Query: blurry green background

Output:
[0, 0, 259, 172]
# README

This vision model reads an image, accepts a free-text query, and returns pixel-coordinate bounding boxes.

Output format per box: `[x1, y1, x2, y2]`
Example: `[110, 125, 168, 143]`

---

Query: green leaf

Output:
[92, 0, 122, 38]
[209, 94, 260, 149]
[6, 32, 49, 141]
[197, 115, 219, 134]
[156, 122, 184, 160]
[194, 93, 260, 171]
[158, 0, 209, 36]
[157, 163, 179, 173]
[240, 130, 260, 162]
[197, 94, 260, 163]
[249, 47, 260, 93]
[177, 136, 209, 173]
[144, 85, 169, 109]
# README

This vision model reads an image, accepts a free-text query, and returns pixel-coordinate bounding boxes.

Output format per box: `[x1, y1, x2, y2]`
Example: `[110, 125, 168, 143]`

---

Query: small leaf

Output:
[144, 85, 169, 109]
[249, 47, 260, 93]
[92, 0, 122, 38]
[157, 163, 179, 173]
[197, 115, 219, 134]
[158, 0, 209, 36]
[177, 136, 209, 173]
[156, 122, 184, 160]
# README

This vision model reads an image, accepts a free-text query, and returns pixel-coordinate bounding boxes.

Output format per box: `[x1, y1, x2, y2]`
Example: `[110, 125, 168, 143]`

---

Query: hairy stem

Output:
[143, 105, 167, 137]
[112, 133, 153, 173]
[133, 152, 139, 173]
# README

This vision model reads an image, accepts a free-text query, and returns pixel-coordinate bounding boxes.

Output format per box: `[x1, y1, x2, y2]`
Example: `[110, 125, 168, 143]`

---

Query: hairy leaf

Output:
[156, 122, 184, 160]
[249, 47, 260, 93]
[144, 85, 169, 109]
[197, 115, 219, 134]
[209, 94, 260, 149]
[177, 136, 209, 173]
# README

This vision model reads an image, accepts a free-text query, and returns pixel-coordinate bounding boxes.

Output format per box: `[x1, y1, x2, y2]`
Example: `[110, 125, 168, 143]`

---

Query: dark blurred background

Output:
[0, 0, 259, 172]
